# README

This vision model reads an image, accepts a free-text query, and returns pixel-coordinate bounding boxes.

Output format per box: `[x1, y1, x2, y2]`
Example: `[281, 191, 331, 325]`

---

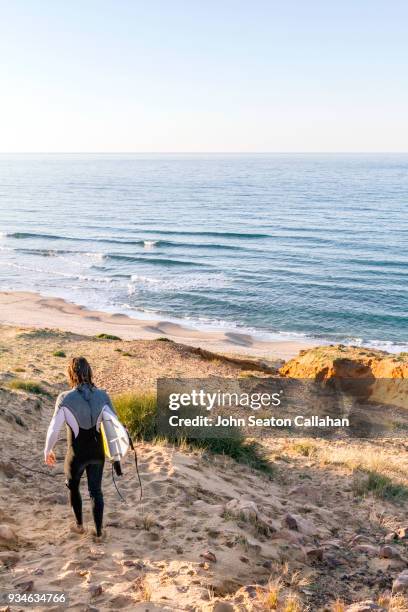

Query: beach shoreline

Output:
[0, 290, 315, 360]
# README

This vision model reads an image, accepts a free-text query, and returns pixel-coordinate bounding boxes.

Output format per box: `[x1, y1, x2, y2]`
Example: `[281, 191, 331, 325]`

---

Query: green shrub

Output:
[353, 470, 408, 502]
[113, 392, 272, 473]
[191, 437, 272, 473]
[53, 350, 66, 358]
[17, 329, 62, 339]
[113, 392, 157, 439]
[156, 337, 173, 342]
[95, 333, 122, 341]
[8, 379, 48, 395]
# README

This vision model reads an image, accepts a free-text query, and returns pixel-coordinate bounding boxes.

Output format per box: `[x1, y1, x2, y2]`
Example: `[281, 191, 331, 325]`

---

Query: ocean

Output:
[0, 153, 407, 352]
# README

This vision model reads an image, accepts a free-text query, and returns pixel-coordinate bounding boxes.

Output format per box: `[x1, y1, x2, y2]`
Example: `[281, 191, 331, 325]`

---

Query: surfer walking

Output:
[44, 357, 119, 541]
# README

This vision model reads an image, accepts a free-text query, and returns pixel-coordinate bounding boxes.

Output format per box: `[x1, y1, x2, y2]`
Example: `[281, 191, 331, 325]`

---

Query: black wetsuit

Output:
[44, 384, 116, 536]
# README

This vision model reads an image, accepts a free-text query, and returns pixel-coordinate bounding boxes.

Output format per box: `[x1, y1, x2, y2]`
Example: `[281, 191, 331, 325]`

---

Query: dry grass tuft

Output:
[320, 446, 407, 479]
[256, 579, 281, 610]
[253, 563, 308, 611]
[282, 594, 303, 612]
[142, 513, 156, 531]
[378, 593, 408, 611]
[133, 575, 152, 602]
[291, 441, 318, 457]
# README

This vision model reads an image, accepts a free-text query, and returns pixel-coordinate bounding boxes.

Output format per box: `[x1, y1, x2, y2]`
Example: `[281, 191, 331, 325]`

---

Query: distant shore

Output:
[0, 291, 315, 360]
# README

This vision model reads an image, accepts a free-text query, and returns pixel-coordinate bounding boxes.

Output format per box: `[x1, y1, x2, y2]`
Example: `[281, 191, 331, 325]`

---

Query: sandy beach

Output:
[0, 291, 314, 361]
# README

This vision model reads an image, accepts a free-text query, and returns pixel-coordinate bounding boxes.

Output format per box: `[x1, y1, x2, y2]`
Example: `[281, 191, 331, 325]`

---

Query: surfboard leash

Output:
[128, 435, 143, 502]
[10, 457, 57, 479]
[110, 432, 143, 504]
[111, 462, 127, 503]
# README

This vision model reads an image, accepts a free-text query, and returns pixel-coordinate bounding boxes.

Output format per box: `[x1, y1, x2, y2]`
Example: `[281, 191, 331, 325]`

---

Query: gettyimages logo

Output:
[167, 388, 283, 411]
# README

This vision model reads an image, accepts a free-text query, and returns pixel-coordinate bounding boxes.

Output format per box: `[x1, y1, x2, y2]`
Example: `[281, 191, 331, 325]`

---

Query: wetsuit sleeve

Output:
[44, 395, 66, 459]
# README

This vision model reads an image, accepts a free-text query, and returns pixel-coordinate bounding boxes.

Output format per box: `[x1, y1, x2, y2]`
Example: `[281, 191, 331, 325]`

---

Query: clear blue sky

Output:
[1, 1, 407, 152]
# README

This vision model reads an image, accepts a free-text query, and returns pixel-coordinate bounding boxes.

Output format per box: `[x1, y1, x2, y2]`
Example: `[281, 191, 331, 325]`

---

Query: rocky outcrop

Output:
[345, 602, 385, 612]
[393, 570, 408, 594]
[280, 345, 408, 380]
[212, 602, 234, 612]
[0, 524, 18, 549]
[224, 499, 259, 521]
[280, 345, 408, 408]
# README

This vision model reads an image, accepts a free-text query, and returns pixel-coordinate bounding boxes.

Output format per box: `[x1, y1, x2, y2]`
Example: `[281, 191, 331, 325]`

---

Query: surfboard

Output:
[100, 410, 129, 462]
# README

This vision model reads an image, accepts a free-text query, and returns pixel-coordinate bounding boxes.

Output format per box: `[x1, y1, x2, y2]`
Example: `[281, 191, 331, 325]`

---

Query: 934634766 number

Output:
[0, 592, 69, 607]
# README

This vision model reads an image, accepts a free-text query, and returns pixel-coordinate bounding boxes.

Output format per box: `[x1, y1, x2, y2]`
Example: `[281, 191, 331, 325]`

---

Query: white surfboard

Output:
[100, 410, 129, 462]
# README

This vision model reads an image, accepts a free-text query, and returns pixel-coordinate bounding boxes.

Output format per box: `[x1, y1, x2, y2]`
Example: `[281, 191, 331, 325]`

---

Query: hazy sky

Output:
[1, 1, 407, 152]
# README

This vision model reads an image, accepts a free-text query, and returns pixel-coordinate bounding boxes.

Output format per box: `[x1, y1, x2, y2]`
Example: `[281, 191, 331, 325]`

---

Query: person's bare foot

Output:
[92, 530, 106, 543]
[70, 523, 85, 535]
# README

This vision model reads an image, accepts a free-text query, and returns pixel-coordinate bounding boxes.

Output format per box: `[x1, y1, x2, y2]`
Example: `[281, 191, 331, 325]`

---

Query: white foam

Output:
[143, 240, 157, 249]
[78, 274, 113, 284]
[344, 338, 408, 354]
[130, 274, 160, 285]
[84, 252, 105, 261]
[128, 273, 230, 292]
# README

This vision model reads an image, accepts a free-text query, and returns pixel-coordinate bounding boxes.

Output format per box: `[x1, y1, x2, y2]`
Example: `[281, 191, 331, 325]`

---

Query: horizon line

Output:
[1, 151, 408, 155]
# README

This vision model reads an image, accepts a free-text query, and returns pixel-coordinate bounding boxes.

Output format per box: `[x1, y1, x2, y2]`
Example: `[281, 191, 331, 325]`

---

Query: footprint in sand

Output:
[108, 594, 136, 607]
[149, 481, 169, 495]
[158, 467, 170, 476]
[107, 511, 122, 520]
[140, 472, 161, 484]
[153, 455, 165, 465]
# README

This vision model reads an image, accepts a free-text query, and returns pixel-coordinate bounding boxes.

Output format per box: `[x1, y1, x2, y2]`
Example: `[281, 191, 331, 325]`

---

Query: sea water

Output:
[0, 153, 407, 351]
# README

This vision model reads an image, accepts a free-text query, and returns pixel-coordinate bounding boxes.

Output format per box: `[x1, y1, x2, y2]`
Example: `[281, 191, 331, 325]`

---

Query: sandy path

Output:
[0, 387, 282, 611]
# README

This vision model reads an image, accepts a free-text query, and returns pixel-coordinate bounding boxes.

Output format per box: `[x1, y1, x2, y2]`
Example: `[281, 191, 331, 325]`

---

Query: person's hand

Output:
[45, 451, 56, 466]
